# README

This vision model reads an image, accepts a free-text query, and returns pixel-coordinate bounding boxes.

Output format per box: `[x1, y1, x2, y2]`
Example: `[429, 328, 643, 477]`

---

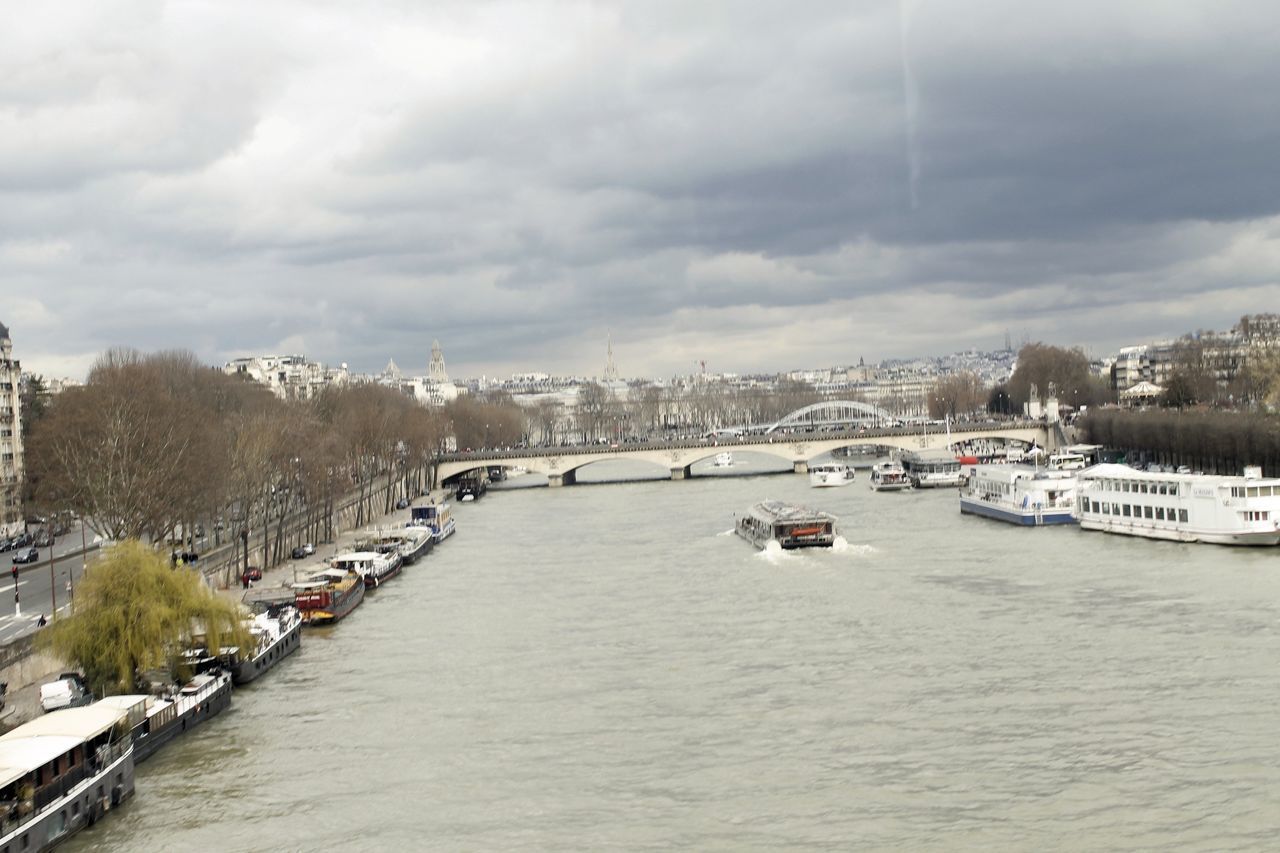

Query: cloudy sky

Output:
[3, 1, 1278, 381]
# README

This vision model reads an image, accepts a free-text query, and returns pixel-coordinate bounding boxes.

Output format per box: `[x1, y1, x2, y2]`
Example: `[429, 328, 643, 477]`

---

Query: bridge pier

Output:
[547, 470, 578, 488]
[670, 465, 691, 480]
[793, 460, 809, 474]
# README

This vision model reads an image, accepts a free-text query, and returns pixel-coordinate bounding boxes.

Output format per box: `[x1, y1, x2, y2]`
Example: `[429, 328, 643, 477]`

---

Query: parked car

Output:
[395, 497, 410, 509]
[10, 533, 31, 549]
[290, 544, 316, 559]
[241, 566, 263, 584]
[0, 537, 11, 552]
[33, 531, 54, 548]
[12, 547, 39, 564]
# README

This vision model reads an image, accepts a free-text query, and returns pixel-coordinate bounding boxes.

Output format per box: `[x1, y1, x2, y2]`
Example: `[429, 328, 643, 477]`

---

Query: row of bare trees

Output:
[27, 349, 449, 573]
[1081, 408, 1280, 476]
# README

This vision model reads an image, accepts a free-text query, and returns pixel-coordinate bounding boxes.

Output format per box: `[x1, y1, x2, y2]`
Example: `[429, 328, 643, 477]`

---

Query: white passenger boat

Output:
[408, 502, 456, 543]
[808, 463, 855, 488]
[1047, 451, 1087, 471]
[736, 501, 839, 550]
[959, 464, 1078, 526]
[0, 703, 135, 849]
[869, 461, 911, 492]
[712, 451, 734, 468]
[1076, 464, 1280, 546]
[900, 450, 964, 488]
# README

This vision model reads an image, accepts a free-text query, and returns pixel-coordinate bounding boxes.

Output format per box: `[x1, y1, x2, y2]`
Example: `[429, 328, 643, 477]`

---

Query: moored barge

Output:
[292, 567, 365, 624]
[94, 670, 233, 764]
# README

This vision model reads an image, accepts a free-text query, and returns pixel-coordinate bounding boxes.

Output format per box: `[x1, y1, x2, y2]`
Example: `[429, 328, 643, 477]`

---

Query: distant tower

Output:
[383, 358, 401, 381]
[428, 340, 449, 384]
[1004, 329, 1012, 352]
[603, 333, 619, 382]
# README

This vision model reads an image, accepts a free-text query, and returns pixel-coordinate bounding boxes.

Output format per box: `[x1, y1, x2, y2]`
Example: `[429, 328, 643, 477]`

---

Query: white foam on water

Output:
[717, 528, 736, 537]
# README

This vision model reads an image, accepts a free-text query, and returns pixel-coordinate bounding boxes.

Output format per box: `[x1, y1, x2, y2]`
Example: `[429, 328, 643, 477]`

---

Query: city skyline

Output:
[4, 2, 1278, 381]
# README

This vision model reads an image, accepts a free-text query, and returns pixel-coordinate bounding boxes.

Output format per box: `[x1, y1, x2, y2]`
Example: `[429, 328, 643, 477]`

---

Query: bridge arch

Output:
[766, 400, 895, 434]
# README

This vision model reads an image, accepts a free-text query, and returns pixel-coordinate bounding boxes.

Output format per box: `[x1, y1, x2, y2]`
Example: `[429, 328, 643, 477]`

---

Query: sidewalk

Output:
[224, 489, 451, 606]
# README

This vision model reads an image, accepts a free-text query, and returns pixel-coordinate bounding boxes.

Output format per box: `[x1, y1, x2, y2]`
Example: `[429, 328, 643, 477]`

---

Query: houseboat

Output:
[332, 549, 402, 589]
[808, 463, 855, 488]
[0, 703, 135, 851]
[292, 567, 365, 624]
[1076, 464, 1280, 546]
[229, 603, 302, 686]
[357, 527, 433, 566]
[736, 501, 839, 550]
[869, 460, 911, 491]
[959, 464, 1078, 526]
[408, 503, 456, 544]
[93, 669, 233, 764]
[900, 450, 964, 488]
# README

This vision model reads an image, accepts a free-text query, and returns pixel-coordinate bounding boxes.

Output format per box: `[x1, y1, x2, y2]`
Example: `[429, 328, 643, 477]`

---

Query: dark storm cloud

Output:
[3, 0, 1279, 380]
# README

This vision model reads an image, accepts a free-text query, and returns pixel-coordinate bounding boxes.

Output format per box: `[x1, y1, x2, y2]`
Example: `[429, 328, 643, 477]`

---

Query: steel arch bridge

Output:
[765, 400, 896, 433]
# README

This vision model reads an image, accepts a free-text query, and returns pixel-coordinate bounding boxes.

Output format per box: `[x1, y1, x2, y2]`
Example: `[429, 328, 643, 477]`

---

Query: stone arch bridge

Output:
[435, 420, 1056, 488]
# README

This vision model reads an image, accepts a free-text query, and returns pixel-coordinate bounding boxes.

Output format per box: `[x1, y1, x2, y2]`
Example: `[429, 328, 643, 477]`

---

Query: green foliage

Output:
[40, 540, 251, 696]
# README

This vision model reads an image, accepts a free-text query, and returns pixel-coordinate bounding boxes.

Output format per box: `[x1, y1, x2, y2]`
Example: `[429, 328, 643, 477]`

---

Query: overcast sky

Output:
[3, 1, 1278, 381]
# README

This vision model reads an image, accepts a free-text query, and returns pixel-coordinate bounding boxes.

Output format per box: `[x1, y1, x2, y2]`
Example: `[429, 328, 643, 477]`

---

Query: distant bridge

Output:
[435, 420, 1056, 488]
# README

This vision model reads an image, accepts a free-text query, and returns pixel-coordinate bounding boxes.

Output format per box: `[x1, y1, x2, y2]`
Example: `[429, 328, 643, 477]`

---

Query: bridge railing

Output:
[437, 419, 1050, 464]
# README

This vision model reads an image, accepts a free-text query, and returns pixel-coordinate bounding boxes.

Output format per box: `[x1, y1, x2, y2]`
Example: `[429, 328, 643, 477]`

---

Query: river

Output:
[65, 455, 1280, 851]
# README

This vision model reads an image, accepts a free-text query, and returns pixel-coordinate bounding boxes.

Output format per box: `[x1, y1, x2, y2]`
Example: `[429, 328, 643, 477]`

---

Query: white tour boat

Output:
[959, 464, 1078, 526]
[808, 463, 855, 488]
[712, 451, 735, 468]
[1076, 464, 1280, 545]
[736, 501, 839, 550]
[900, 450, 964, 488]
[869, 461, 911, 492]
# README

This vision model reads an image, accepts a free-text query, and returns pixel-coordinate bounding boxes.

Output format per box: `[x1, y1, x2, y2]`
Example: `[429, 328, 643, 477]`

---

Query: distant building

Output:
[0, 322, 24, 536]
[222, 354, 350, 400]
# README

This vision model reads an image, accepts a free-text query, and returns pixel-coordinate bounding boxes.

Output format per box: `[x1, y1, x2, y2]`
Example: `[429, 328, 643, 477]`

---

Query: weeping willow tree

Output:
[40, 540, 251, 697]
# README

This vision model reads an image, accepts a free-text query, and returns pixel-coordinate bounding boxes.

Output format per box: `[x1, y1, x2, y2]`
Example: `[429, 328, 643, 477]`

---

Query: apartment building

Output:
[0, 322, 24, 536]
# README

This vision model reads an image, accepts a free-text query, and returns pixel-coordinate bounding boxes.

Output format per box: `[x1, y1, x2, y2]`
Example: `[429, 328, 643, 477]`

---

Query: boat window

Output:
[1179, 509, 1188, 522]
[1122, 505, 1131, 517]
[1144, 506, 1153, 519]
[1155, 507, 1165, 520]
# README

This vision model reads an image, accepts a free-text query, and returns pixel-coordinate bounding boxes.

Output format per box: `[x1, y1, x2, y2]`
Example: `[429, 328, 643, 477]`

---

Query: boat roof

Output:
[0, 704, 129, 744]
[968, 464, 1077, 484]
[94, 695, 151, 712]
[0, 736, 84, 788]
[903, 449, 960, 461]
[1082, 463, 1280, 485]
[332, 551, 380, 562]
[747, 500, 837, 524]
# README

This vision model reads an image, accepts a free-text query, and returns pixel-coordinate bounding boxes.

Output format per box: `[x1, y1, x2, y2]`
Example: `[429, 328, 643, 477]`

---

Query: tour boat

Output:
[869, 461, 912, 491]
[408, 502, 456, 544]
[332, 549, 402, 589]
[229, 604, 303, 686]
[292, 567, 366, 624]
[736, 501, 839, 550]
[713, 451, 735, 468]
[808, 463, 855, 488]
[959, 464, 1078, 526]
[1075, 464, 1280, 546]
[900, 450, 964, 488]
[94, 670, 234, 764]
[0, 703, 135, 849]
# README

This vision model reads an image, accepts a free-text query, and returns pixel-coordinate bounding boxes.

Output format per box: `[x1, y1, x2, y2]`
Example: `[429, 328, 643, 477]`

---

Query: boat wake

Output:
[717, 528, 736, 537]
[831, 538, 879, 558]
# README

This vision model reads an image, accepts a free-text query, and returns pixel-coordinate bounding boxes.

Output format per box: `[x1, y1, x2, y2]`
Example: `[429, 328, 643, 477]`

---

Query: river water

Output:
[66, 455, 1280, 851]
